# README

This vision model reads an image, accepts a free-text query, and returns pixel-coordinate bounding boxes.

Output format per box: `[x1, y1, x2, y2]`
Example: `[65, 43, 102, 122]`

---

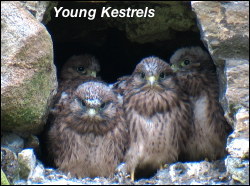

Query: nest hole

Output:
[39, 1, 209, 180]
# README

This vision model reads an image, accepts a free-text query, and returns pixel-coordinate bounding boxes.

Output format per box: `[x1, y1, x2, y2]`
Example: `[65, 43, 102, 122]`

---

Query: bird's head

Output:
[131, 56, 176, 92]
[169, 46, 215, 73]
[69, 81, 119, 135]
[123, 56, 182, 117]
[60, 54, 100, 80]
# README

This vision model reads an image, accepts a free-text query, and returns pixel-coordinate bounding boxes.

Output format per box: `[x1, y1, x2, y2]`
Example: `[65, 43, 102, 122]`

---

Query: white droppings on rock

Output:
[28, 161, 45, 183]
[225, 157, 249, 184]
[235, 108, 249, 133]
[227, 138, 249, 158]
[44, 179, 83, 185]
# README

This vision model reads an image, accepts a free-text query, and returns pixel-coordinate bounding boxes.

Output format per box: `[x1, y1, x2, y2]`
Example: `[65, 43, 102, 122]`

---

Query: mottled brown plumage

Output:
[60, 54, 100, 81]
[170, 46, 232, 161]
[53, 54, 101, 113]
[59, 54, 100, 96]
[122, 56, 193, 180]
[112, 75, 130, 96]
[48, 81, 129, 178]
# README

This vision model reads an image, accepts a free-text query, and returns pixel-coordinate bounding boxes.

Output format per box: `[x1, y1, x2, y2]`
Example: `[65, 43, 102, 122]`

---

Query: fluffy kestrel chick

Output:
[53, 54, 101, 113]
[60, 54, 100, 81]
[123, 56, 193, 180]
[170, 46, 232, 161]
[48, 81, 129, 178]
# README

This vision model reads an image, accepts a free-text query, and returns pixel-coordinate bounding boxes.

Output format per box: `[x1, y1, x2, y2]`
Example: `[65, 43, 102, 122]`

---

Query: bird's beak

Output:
[90, 71, 97, 77]
[88, 71, 96, 77]
[87, 108, 96, 117]
[147, 76, 157, 86]
[171, 64, 179, 72]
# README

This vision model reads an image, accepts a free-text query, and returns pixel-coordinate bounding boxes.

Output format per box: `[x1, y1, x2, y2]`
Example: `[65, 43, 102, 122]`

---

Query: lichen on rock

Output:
[1, 1, 57, 137]
[18, 149, 36, 180]
[1, 147, 20, 184]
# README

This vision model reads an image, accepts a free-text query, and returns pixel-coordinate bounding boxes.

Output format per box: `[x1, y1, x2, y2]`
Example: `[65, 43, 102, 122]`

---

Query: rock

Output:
[1, 147, 20, 184]
[113, 163, 130, 184]
[1, 1, 58, 137]
[227, 137, 249, 159]
[104, 2, 198, 43]
[225, 157, 249, 184]
[18, 149, 36, 179]
[1, 169, 10, 185]
[27, 161, 45, 183]
[191, 1, 249, 112]
[1, 133, 24, 154]
[13, 161, 231, 185]
[235, 108, 249, 137]
[225, 107, 249, 184]
[24, 135, 41, 158]
[191, 1, 249, 60]
[155, 160, 228, 185]
[19, 1, 58, 24]
[224, 59, 249, 111]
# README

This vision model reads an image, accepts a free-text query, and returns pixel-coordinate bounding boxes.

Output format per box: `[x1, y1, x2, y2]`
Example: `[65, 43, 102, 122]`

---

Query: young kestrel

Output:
[48, 81, 129, 178]
[170, 46, 232, 161]
[52, 54, 101, 114]
[122, 56, 193, 180]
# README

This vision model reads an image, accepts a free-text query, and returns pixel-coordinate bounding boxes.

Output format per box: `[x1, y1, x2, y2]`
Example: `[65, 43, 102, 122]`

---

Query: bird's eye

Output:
[181, 59, 190, 66]
[184, 59, 190, 65]
[159, 72, 166, 79]
[81, 100, 86, 107]
[76, 66, 85, 72]
[140, 72, 146, 79]
[100, 102, 106, 109]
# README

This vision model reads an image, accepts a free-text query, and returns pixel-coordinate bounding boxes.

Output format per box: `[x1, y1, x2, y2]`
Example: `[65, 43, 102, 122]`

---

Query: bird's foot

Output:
[160, 164, 168, 170]
[130, 170, 135, 182]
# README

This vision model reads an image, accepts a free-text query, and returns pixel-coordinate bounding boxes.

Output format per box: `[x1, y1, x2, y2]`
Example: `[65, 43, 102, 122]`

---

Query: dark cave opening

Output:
[50, 28, 205, 84]
[45, 1, 205, 84]
[38, 1, 209, 180]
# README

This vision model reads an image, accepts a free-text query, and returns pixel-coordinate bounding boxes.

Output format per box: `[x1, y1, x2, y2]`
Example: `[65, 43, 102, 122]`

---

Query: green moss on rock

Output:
[1, 69, 55, 135]
[1, 6, 57, 136]
[1, 169, 10, 185]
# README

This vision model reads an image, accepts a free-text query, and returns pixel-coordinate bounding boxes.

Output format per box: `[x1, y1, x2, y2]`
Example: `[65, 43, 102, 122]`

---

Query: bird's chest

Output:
[75, 134, 112, 163]
[193, 95, 210, 132]
[125, 91, 167, 117]
[129, 111, 166, 152]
